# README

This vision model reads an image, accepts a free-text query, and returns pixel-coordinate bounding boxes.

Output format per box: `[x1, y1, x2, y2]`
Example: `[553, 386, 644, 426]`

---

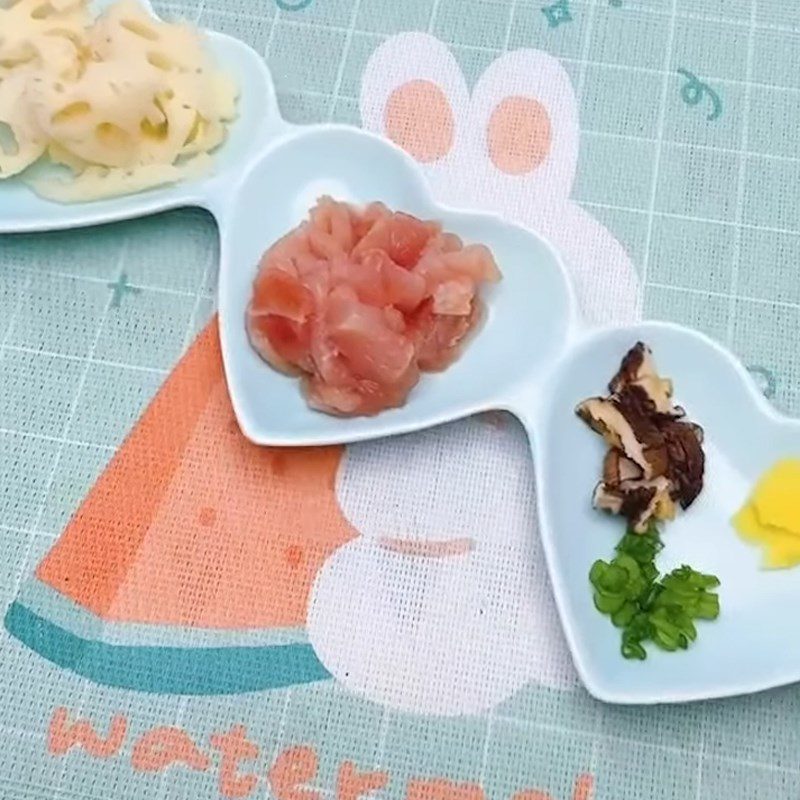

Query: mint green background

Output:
[3, 0, 800, 797]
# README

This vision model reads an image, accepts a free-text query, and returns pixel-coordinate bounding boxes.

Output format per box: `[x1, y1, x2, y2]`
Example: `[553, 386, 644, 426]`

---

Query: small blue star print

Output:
[541, 0, 573, 27]
[107, 272, 141, 308]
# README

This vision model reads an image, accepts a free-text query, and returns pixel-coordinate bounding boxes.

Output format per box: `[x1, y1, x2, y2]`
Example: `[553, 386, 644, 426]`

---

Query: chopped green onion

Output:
[589, 524, 720, 660]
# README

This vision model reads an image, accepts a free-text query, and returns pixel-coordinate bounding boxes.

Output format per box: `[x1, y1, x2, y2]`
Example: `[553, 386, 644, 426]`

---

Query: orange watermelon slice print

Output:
[5, 318, 355, 694]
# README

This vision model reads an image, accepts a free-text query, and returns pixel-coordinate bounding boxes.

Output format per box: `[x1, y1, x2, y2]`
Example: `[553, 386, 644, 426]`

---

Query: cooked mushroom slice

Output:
[660, 419, 705, 509]
[578, 341, 706, 526]
[688, 422, 704, 445]
[592, 482, 626, 515]
[634, 377, 679, 417]
[593, 476, 676, 533]
[602, 449, 643, 487]
[609, 342, 652, 390]
[577, 394, 668, 480]
[609, 342, 677, 416]
[576, 397, 625, 450]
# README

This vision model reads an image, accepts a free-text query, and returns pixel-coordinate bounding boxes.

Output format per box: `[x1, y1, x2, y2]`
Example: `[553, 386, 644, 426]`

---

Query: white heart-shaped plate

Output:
[216, 124, 579, 445]
[534, 322, 800, 703]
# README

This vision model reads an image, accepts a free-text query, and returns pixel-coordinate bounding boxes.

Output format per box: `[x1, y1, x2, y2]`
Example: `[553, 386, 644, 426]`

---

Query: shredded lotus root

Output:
[0, 0, 238, 201]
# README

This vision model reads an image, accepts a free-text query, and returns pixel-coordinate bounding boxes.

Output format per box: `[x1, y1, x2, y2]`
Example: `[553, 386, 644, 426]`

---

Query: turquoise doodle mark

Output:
[276, 0, 313, 10]
[609, 0, 623, 6]
[747, 365, 777, 400]
[108, 272, 141, 308]
[677, 68, 722, 121]
[541, 0, 572, 27]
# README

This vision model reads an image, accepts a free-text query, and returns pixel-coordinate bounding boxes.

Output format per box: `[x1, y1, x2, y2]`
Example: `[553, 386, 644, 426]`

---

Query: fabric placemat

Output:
[2, 1, 800, 798]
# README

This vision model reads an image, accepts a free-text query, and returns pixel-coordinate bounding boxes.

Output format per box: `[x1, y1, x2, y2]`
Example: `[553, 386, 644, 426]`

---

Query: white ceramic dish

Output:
[0, 0, 284, 234]
[534, 322, 800, 703]
[217, 125, 578, 446]
[3, 3, 800, 705]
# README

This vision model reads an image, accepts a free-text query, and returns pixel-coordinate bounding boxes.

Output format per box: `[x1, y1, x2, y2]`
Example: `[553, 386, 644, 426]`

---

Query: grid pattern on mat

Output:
[2, 1, 800, 799]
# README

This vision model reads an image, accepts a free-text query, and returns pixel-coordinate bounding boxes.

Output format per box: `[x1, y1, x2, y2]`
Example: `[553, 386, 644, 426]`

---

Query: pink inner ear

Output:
[384, 79, 454, 163]
[487, 96, 552, 175]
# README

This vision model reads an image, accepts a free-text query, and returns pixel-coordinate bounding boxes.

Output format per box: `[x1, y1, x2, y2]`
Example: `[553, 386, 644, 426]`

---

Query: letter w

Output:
[48, 707, 127, 758]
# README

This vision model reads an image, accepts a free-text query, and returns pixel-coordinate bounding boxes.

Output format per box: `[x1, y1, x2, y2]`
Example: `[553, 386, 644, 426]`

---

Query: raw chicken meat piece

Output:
[246, 197, 501, 416]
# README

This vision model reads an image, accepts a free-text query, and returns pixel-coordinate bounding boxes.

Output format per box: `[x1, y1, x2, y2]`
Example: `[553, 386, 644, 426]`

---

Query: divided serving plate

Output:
[3, 1, 800, 704]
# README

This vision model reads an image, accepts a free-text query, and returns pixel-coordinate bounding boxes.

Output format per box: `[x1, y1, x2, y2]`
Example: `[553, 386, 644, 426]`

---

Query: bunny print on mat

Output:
[360, 33, 641, 324]
[309, 416, 580, 715]
[307, 35, 640, 715]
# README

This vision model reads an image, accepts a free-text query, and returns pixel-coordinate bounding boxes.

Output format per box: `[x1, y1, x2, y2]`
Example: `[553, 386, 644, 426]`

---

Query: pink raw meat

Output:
[246, 197, 501, 416]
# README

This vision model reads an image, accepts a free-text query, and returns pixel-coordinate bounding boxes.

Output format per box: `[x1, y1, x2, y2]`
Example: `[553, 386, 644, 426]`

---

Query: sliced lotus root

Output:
[0, 73, 47, 177]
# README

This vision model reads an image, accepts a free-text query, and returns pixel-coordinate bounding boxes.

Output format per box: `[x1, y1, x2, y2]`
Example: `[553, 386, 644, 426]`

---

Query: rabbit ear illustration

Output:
[359, 32, 469, 158]
[467, 49, 641, 323]
[543, 201, 643, 324]
[464, 49, 579, 216]
[360, 32, 469, 201]
[359, 35, 640, 323]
